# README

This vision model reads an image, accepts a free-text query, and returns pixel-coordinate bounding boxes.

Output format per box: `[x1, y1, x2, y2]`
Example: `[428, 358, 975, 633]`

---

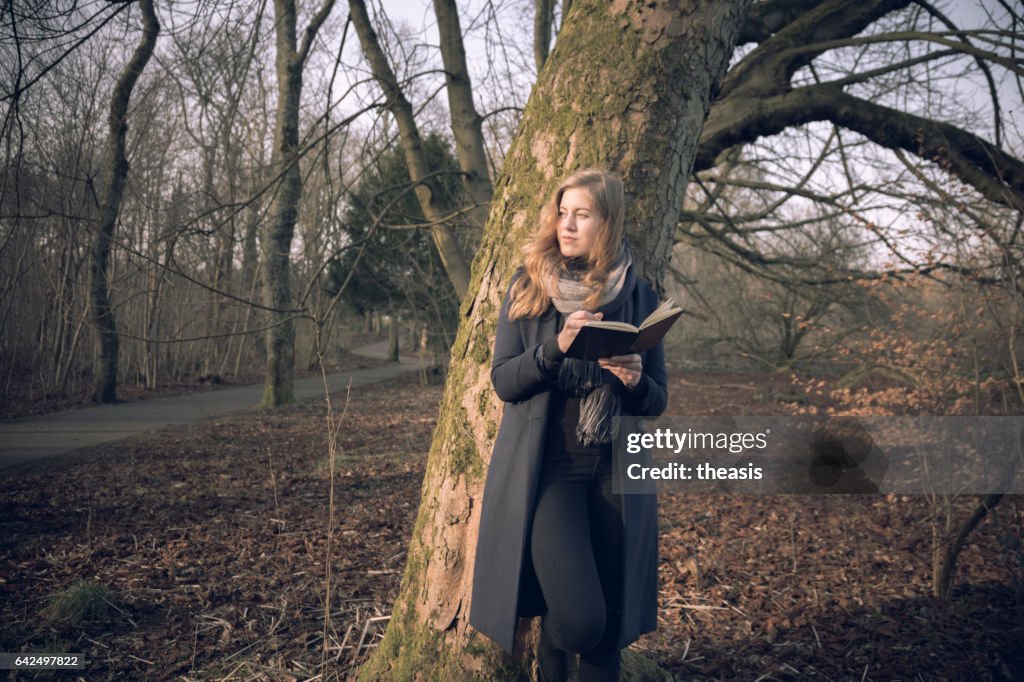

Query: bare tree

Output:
[433, 0, 493, 232]
[349, 0, 474, 300]
[260, 0, 336, 407]
[693, 0, 1024, 256]
[89, 0, 160, 402]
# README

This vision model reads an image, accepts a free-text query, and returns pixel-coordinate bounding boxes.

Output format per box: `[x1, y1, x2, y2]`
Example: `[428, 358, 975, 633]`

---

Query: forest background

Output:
[1, 0, 1022, 679]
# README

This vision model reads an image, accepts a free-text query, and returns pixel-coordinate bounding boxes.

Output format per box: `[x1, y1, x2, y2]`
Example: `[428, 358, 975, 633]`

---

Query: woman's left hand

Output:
[598, 353, 643, 390]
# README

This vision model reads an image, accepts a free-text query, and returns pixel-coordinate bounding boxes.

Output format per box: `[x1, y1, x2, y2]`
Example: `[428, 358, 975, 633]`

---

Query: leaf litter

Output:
[0, 372, 1021, 680]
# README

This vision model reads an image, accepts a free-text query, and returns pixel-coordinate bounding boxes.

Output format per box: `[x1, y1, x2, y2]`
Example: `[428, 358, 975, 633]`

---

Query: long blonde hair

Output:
[507, 168, 625, 320]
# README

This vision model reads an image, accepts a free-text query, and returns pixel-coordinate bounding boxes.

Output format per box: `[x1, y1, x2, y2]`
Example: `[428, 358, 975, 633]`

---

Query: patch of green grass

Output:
[45, 580, 116, 627]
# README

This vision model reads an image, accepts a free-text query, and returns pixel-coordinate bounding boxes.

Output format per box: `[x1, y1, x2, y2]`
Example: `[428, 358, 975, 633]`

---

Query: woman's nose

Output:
[562, 213, 575, 230]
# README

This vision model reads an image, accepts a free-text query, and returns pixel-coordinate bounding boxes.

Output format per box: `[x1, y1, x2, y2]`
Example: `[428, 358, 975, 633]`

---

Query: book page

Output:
[639, 299, 683, 330]
[581, 320, 638, 333]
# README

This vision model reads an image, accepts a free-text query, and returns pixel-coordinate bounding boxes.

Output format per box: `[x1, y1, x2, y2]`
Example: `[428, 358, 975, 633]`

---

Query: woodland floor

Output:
[1, 369, 1022, 681]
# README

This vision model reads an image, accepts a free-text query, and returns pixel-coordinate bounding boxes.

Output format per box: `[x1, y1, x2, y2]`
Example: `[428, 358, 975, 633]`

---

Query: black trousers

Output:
[531, 447, 624, 680]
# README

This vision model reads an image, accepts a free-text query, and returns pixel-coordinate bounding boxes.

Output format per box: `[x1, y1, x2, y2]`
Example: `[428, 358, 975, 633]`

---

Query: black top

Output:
[537, 263, 642, 457]
[540, 322, 612, 456]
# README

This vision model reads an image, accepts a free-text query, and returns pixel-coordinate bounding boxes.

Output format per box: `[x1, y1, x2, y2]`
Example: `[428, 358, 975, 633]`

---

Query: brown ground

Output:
[1, 371, 1021, 681]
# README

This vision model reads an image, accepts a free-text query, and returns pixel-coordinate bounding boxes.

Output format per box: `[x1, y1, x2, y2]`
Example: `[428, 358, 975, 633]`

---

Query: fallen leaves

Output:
[0, 371, 1021, 680]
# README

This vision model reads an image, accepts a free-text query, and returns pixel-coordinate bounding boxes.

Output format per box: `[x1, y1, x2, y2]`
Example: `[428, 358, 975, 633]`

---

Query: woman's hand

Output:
[598, 354, 643, 389]
[557, 311, 603, 353]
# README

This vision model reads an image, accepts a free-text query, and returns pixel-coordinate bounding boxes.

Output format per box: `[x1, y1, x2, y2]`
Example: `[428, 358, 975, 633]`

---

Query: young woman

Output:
[469, 169, 668, 681]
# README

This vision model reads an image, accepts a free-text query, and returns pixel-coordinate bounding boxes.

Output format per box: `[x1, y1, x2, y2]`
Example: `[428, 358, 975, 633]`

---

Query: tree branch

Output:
[737, 0, 824, 44]
[698, 86, 1024, 211]
[721, 0, 912, 99]
[297, 0, 337, 67]
[779, 31, 1024, 77]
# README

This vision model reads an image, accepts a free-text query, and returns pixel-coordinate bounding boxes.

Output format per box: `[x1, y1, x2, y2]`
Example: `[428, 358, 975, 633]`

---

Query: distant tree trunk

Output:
[407, 320, 418, 351]
[387, 313, 399, 362]
[533, 0, 556, 71]
[349, 0, 473, 300]
[211, 143, 237, 374]
[357, 1, 749, 679]
[199, 142, 220, 376]
[260, 0, 335, 407]
[433, 0, 494, 231]
[233, 163, 265, 377]
[260, 0, 302, 407]
[88, 0, 160, 403]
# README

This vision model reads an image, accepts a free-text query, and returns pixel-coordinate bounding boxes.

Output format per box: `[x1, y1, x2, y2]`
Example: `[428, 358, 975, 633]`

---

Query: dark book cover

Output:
[564, 325, 639, 361]
[564, 308, 682, 361]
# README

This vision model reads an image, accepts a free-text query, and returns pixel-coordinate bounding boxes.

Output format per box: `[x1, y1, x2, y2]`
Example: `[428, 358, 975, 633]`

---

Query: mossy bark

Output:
[359, 1, 749, 678]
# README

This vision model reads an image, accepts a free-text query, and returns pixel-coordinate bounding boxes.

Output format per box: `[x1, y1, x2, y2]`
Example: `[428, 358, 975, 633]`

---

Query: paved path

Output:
[0, 341, 425, 472]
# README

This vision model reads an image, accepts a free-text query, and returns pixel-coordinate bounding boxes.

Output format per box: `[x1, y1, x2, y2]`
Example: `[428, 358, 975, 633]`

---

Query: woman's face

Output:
[557, 187, 601, 258]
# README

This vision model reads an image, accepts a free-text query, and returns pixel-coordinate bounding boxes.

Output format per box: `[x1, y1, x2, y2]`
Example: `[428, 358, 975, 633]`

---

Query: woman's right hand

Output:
[557, 311, 603, 353]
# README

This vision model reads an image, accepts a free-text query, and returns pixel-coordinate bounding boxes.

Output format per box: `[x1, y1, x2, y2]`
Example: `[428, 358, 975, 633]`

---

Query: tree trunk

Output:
[349, 0, 474, 300]
[88, 0, 160, 403]
[260, 0, 335, 407]
[387, 313, 400, 362]
[211, 148, 236, 375]
[234, 162, 265, 376]
[433, 0, 494, 232]
[260, 0, 302, 407]
[533, 0, 556, 72]
[407, 320, 419, 352]
[358, 1, 749, 678]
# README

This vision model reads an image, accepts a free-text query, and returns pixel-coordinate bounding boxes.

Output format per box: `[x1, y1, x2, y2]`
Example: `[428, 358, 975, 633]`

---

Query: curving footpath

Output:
[0, 341, 424, 473]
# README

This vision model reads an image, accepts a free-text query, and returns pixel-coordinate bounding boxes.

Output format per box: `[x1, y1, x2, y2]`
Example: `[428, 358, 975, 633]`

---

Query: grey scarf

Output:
[548, 248, 631, 314]
[545, 247, 634, 447]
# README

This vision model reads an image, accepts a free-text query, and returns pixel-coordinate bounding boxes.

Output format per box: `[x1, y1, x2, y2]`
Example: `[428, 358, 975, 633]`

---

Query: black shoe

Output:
[537, 627, 568, 682]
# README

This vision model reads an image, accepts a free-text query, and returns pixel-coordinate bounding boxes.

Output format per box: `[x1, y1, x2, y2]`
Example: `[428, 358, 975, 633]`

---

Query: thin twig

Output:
[316, 321, 353, 678]
[267, 446, 280, 529]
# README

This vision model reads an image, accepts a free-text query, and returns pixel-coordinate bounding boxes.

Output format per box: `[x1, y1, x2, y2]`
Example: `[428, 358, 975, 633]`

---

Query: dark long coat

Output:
[469, 266, 668, 653]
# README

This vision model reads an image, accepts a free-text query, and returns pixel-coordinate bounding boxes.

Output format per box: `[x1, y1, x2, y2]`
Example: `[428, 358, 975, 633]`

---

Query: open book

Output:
[565, 299, 683, 361]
